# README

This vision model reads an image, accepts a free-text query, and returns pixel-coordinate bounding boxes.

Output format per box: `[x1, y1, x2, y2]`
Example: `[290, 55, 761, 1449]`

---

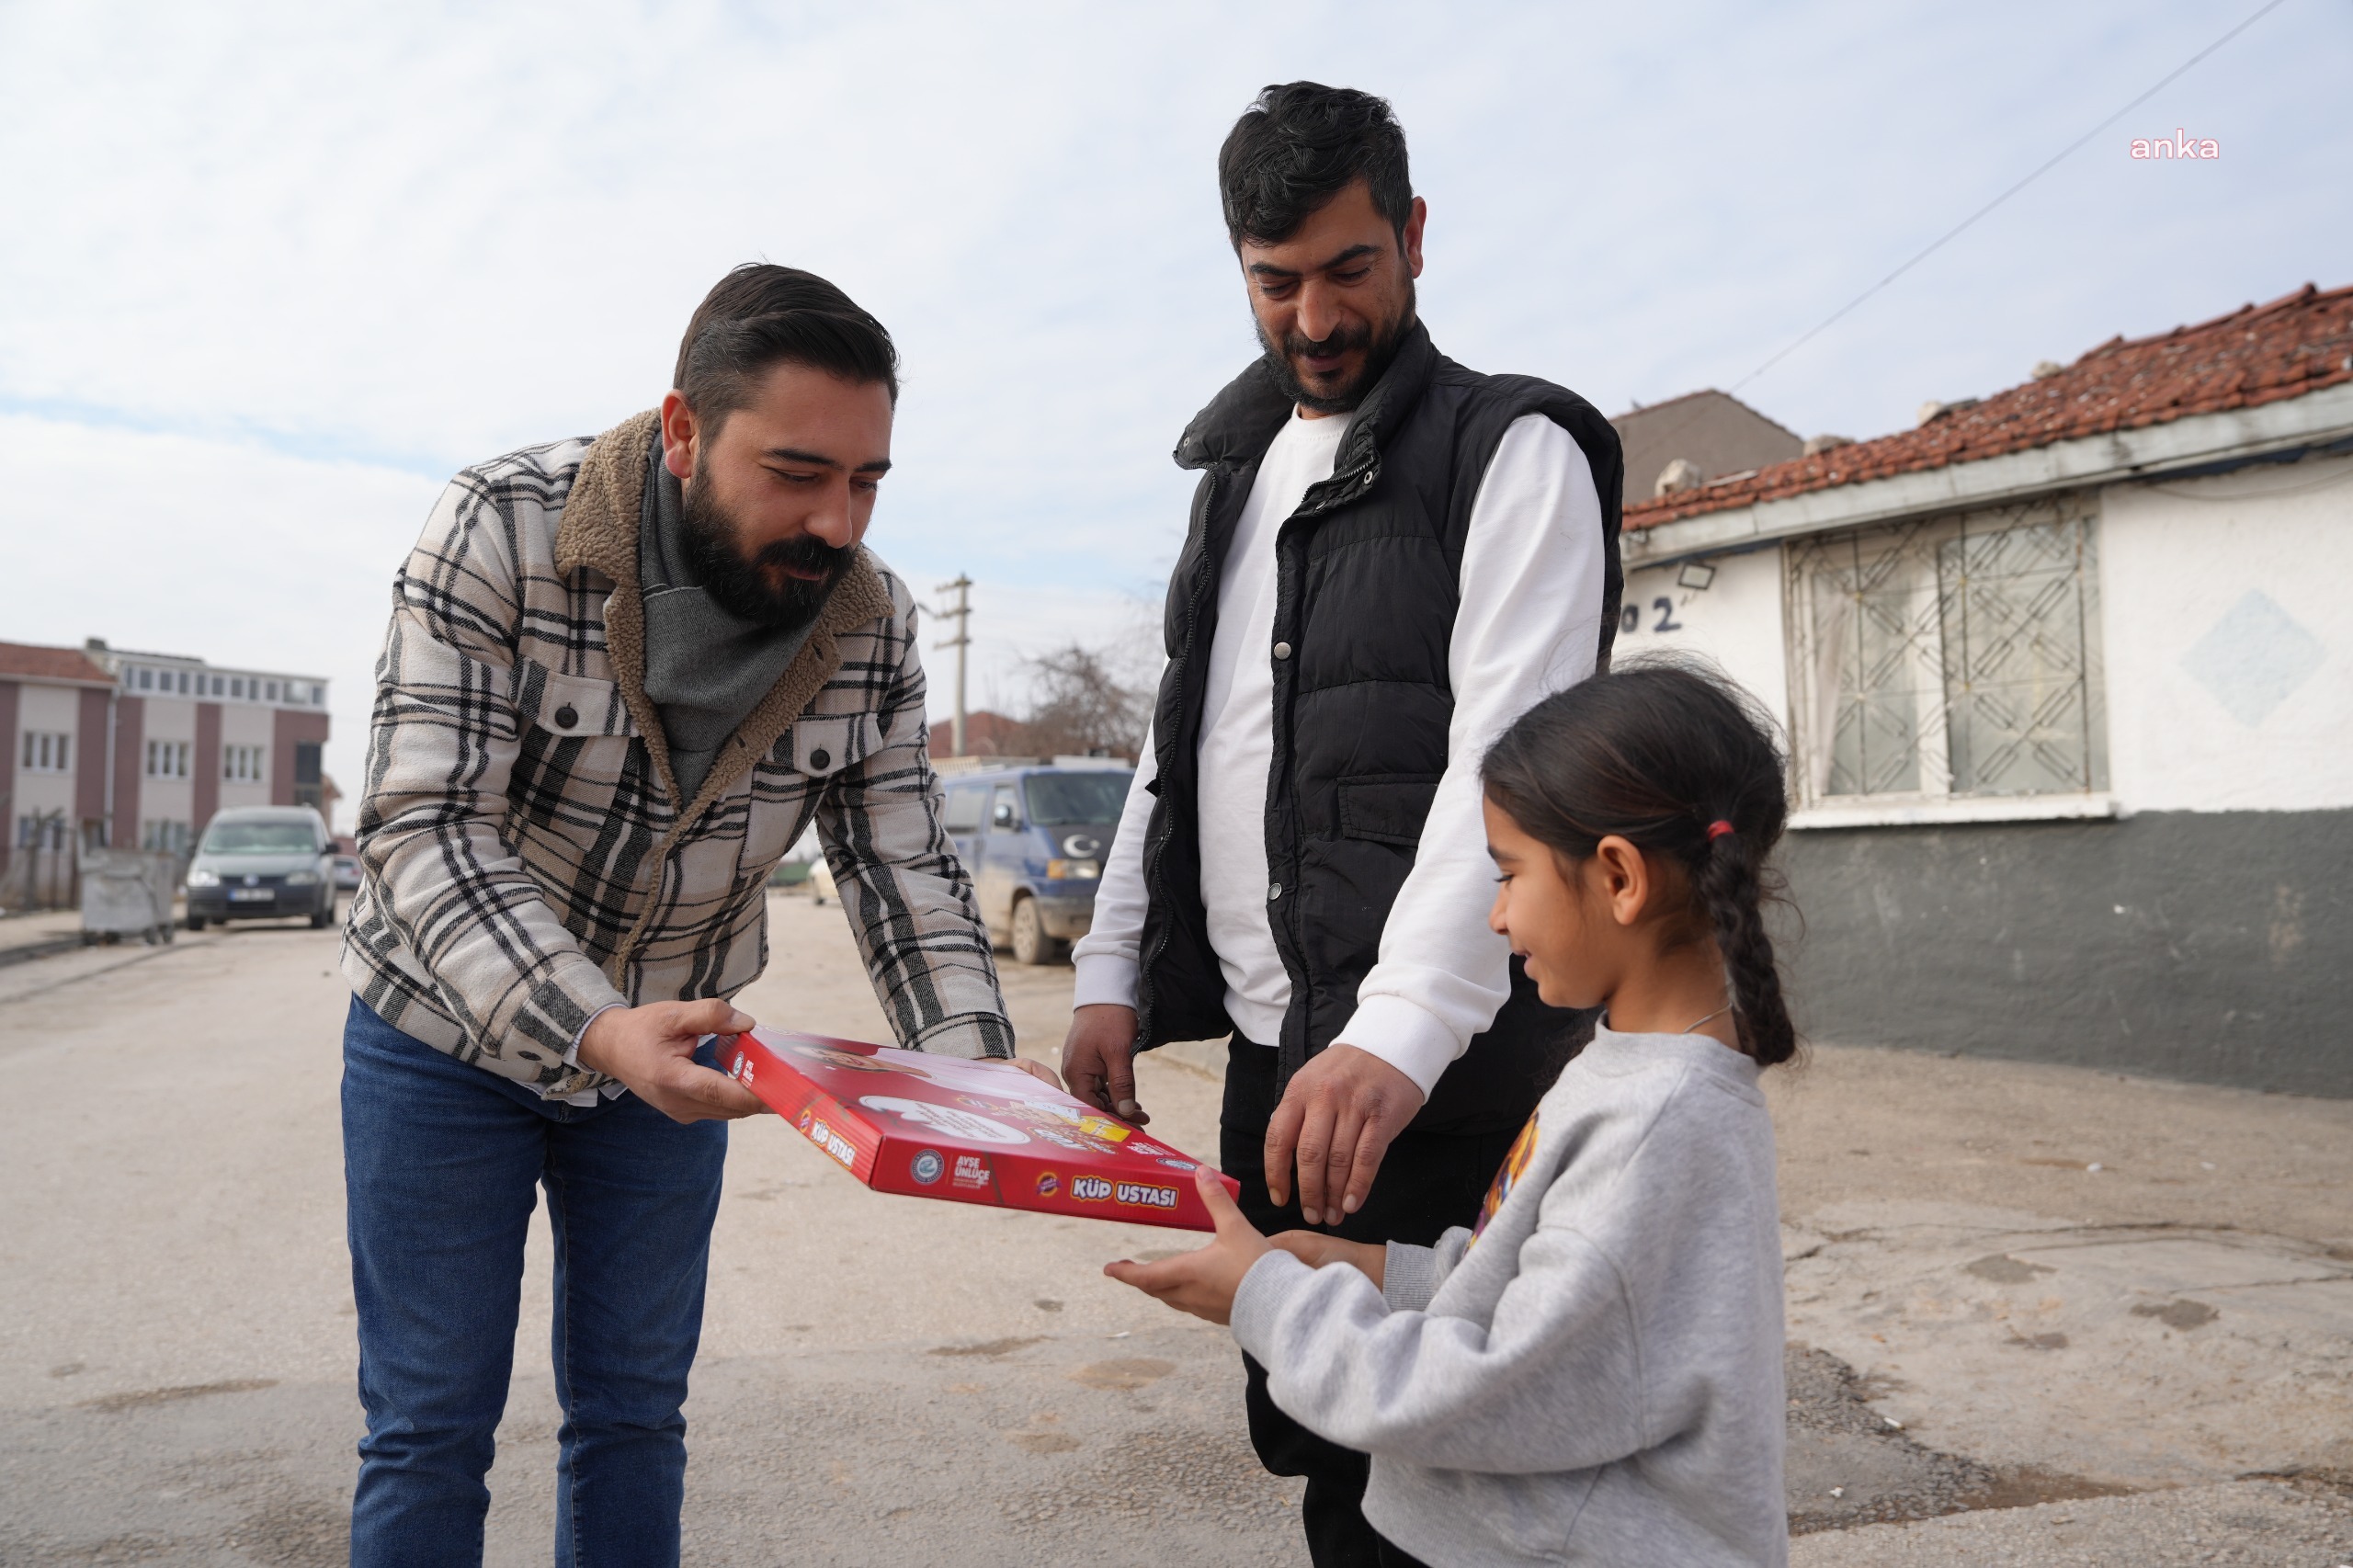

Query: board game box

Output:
[719, 1028, 1237, 1232]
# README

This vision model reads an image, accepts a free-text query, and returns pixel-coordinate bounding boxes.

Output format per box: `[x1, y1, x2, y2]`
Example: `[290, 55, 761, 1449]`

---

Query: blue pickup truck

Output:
[938, 761, 1132, 964]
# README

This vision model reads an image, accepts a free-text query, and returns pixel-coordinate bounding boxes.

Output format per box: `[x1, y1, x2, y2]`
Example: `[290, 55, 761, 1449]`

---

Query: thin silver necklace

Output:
[1682, 1003, 1734, 1034]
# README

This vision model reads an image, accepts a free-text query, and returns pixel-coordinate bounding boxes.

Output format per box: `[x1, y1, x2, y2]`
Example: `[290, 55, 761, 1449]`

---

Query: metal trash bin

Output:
[79, 847, 177, 946]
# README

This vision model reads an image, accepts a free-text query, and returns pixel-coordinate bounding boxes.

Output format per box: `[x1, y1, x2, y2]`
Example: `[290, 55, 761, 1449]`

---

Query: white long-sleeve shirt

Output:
[1072, 411, 1604, 1097]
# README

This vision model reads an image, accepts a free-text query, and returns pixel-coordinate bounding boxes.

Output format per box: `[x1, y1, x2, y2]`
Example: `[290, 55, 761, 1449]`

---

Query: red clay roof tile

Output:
[1625, 281, 2353, 530]
[0, 641, 112, 685]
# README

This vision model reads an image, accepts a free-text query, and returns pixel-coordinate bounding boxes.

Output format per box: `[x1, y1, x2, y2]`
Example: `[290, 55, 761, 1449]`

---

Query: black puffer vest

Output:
[1135, 323, 1626, 1133]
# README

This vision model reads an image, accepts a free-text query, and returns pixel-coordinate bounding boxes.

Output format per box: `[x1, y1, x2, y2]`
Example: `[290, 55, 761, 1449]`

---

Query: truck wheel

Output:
[1010, 896, 1060, 966]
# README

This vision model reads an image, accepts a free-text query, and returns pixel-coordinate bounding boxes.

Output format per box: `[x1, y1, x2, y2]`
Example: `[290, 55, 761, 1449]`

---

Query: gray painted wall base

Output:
[1774, 808, 2349, 1100]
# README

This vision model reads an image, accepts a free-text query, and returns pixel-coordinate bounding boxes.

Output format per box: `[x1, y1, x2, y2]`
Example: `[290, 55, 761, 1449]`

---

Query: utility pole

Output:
[934, 574, 972, 756]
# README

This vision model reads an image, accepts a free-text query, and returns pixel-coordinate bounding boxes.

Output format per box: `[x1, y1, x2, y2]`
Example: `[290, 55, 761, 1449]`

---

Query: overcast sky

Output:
[2, 0, 2344, 828]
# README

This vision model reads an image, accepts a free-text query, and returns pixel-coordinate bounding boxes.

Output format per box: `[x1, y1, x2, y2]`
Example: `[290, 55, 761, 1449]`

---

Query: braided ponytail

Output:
[1483, 658, 1800, 1068]
[1693, 829, 1797, 1066]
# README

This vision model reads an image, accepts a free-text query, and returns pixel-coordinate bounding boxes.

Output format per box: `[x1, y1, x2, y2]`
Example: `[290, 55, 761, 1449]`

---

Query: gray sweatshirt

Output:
[1230, 1025, 1787, 1567]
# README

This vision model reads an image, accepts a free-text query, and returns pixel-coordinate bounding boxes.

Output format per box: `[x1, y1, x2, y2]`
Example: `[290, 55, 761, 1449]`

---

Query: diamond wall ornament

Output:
[2182, 590, 2325, 728]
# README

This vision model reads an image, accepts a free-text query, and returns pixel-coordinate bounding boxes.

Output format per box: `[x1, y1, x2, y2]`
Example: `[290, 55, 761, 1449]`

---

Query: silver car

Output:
[185, 806, 337, 930]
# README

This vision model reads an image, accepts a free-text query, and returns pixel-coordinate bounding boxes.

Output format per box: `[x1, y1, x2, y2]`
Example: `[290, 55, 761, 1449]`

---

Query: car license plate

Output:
[229, 888, 273, 902]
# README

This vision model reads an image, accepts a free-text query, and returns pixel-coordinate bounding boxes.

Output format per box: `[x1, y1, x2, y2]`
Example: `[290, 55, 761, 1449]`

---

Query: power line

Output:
[1727, 0, 2291, 396]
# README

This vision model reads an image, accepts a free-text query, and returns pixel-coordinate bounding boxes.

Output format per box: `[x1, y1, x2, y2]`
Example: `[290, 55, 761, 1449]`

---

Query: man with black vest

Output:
[1063, 83, 1624, 1566]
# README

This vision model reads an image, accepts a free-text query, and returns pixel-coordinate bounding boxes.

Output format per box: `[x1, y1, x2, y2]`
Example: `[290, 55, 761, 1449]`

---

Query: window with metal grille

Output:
[144, 739, 192, 779]
[223, 744, 267, 782]
[1785, 493, 2108, 804]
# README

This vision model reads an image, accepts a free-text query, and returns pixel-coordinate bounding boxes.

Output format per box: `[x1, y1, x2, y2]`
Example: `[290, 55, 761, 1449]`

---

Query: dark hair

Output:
[673, 264, 899, 421]
[1482, 661, 1799, 1067]
[1218, 82, 1413, 248]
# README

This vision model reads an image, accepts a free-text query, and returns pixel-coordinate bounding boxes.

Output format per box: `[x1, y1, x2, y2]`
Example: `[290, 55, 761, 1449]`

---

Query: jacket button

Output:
[1272, 642, 1292, 661]
[552, 705, 578, 730]
[1267, 882, 1282, 902]
[809, 748, 832, 771]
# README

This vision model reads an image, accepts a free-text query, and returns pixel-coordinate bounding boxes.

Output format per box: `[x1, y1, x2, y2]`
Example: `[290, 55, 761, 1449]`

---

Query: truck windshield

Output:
[1023, 772, 1131, 825]
[202, 822, 319, 855]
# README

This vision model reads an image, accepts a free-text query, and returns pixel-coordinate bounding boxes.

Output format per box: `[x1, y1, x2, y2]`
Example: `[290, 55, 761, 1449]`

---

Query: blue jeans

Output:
[342, 995, 727, 1568]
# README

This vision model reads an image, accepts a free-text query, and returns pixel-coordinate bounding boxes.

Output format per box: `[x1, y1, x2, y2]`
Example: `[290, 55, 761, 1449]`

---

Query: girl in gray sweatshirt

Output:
[1109, 663, 1796, 1567]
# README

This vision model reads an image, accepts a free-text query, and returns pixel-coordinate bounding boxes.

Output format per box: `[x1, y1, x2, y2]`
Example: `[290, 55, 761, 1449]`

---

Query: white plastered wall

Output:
[2097, 452, 2353, 813]
[11, 682, 83, 823]
[139, 696, 196, 835]
[1614, 546, 1791, 740]
[218, 703, 275, 812]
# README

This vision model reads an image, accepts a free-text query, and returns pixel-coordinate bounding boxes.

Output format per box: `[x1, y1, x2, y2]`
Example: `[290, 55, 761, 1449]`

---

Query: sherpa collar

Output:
[554, 409, 895, 828]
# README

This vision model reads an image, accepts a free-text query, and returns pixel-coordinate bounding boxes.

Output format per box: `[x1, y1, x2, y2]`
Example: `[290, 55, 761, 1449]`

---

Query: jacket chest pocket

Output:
[513, 662, 640, 797]
[515, 660, 639, 740]
[771, 712, 883, 781]
[741, 712, 886, 869]
[1337, 773, 1441, 847]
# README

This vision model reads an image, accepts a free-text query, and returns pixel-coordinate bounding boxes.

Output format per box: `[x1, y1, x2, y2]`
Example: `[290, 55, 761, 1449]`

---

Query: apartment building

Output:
[0, 638, 331, 884]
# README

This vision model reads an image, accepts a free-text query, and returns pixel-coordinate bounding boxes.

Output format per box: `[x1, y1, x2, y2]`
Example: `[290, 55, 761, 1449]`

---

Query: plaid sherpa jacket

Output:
[341, 410, 1012, 1097]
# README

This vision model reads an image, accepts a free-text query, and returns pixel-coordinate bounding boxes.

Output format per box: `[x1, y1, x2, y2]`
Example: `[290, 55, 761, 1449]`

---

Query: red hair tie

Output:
[1706, 820, 1735, 841]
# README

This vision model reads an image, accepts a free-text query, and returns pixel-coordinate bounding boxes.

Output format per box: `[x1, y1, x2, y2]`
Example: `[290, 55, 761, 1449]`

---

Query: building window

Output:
[141, 819, 191, 855]
[1786, 493, 2107, 804]
[292, 741, 323, 810]
[266, 680, 279, 702]
[135, 667, 152, 690]
[17, 814, 69, 850]
[144, 739, 191, 779]
[19, 731, 71, 773]
[223, 744, 267, 782]
[310, 684, 324, 704]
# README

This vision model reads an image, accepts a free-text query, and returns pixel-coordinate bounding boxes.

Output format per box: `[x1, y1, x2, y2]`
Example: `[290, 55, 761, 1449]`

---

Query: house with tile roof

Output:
[1608, 388, 1807, 509]
[1613, 282, 2353, 1096]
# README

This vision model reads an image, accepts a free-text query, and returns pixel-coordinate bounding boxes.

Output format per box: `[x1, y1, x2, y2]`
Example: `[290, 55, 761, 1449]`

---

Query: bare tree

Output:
[1010, 642, 1151, 759]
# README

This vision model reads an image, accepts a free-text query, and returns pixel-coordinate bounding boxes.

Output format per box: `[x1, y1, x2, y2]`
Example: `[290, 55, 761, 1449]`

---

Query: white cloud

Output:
[0, 415, 440, 829]
[1, 0, 2344, 801]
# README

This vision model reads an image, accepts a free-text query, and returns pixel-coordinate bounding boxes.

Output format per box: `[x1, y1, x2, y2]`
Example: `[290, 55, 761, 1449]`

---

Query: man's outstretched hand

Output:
[576, 999, 767, 1124]
[1265, 1043, 1425, 1228]
[1061, 1003, 1147, 1125]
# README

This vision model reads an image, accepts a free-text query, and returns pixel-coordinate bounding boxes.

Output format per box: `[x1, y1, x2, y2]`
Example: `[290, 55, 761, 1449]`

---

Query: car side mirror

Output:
[992, 804, 1017, 829]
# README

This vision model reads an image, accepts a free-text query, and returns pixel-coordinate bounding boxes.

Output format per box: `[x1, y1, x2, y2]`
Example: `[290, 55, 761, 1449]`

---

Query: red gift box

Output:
[720, 1028, 1237, 1232]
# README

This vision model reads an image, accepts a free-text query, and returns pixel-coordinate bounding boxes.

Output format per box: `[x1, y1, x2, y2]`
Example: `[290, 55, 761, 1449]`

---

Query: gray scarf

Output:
[638, 446, 816, 801]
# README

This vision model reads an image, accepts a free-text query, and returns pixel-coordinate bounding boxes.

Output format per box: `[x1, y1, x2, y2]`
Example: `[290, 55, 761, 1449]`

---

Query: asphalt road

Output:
[0, 893, 2347, 1565]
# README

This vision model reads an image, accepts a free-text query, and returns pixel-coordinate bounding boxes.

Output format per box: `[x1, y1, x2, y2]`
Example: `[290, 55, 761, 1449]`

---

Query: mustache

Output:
[749, 534, 851, 579]
[1281, 322, 1372, 360]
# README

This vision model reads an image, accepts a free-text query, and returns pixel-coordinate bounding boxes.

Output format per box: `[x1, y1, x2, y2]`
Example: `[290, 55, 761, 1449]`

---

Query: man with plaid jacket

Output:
[338, 265, 1036, 1566]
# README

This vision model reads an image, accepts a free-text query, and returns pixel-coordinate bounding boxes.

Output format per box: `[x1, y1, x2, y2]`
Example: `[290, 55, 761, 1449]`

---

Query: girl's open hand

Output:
[1103, 1166, 1271, 1324]
[1268, 1231, 1387, 1289]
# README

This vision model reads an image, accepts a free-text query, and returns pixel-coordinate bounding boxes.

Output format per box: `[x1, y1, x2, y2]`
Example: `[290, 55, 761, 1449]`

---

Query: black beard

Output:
[1256, 283, 1415, 415]
[678, 464, 848, 631]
